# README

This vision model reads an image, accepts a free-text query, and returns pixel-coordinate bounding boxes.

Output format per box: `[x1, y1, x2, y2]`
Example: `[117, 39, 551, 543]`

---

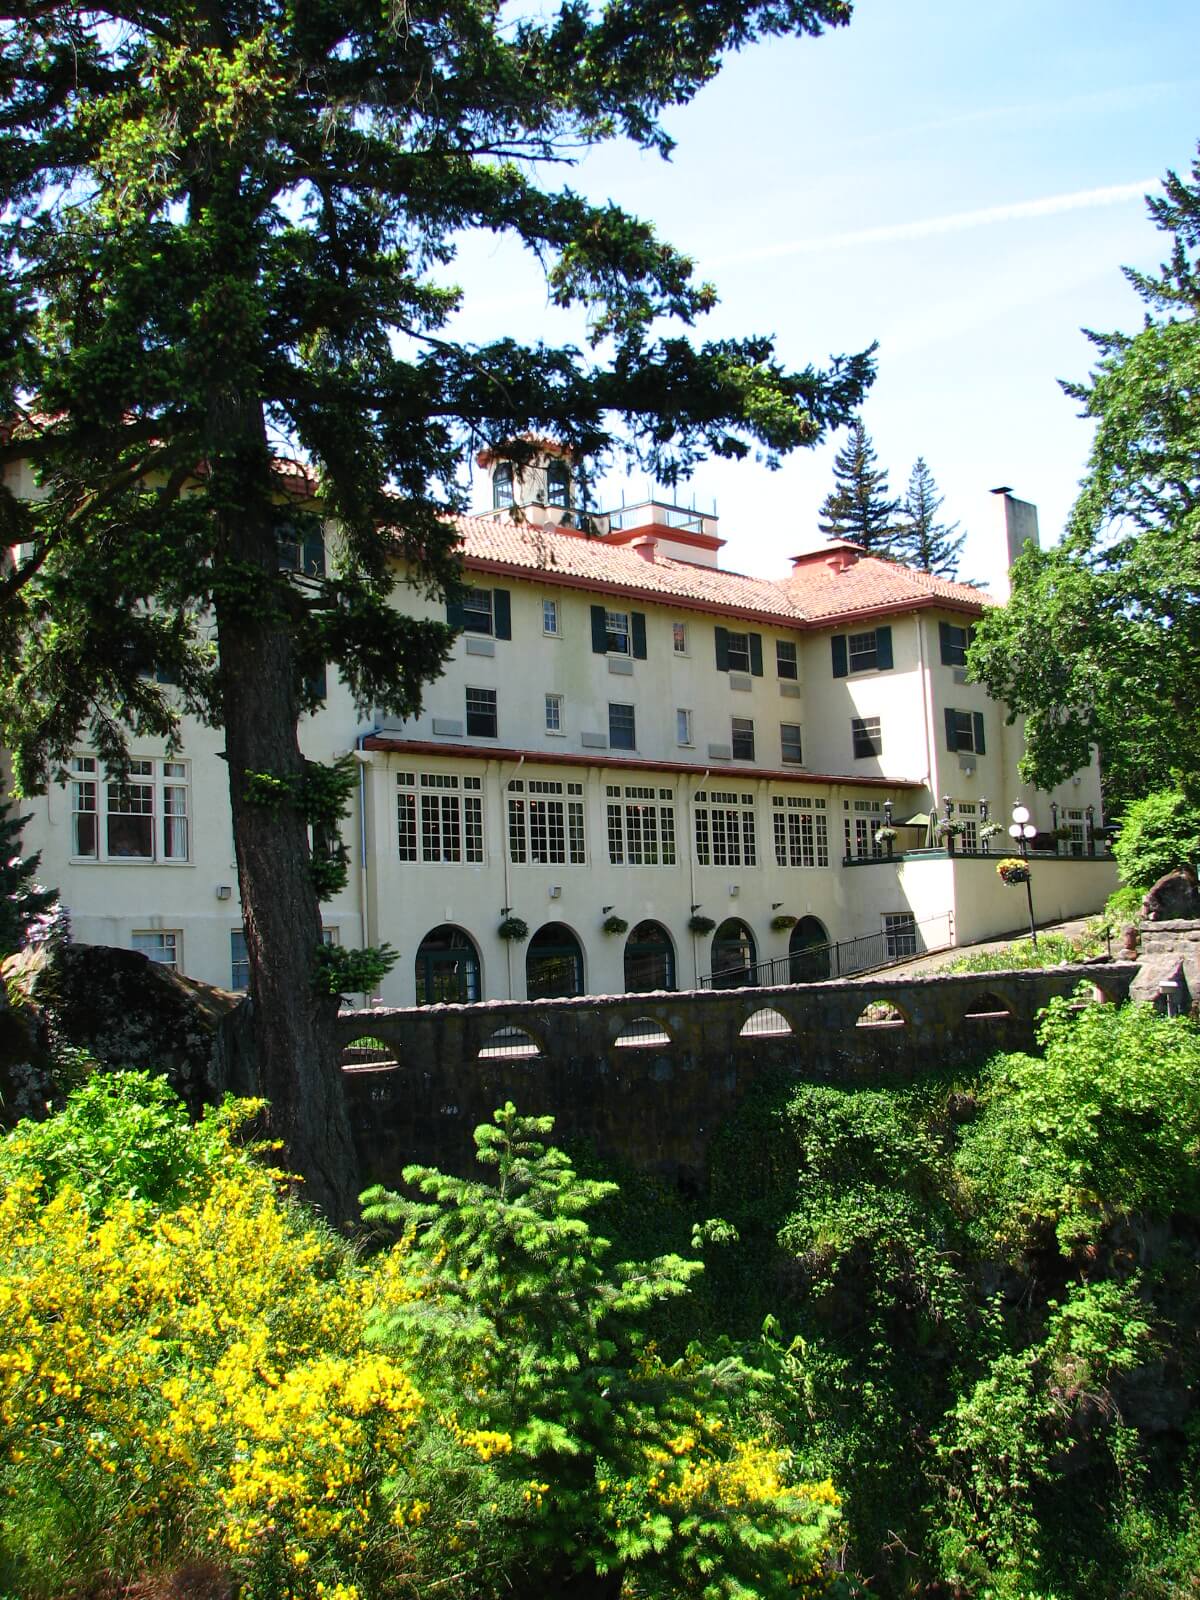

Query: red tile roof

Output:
[780, 549, 991, 623]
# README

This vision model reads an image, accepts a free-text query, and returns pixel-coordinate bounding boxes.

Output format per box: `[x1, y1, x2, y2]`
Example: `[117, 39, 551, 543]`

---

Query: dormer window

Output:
[493, 463, 514, 509]
[546, 460, 570, 509]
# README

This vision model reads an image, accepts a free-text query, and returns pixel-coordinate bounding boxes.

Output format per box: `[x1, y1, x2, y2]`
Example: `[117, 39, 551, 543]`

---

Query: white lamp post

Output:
[1008, 803, 1039, 947]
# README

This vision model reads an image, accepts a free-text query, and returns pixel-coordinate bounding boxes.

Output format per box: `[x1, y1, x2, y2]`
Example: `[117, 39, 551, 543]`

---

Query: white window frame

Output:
[397, 772, 485, 864]
[70, 755, 190, 864]
[461, 586, 495, 636]
[609, 701, 636, 750]
[606, 785, 677, 866]
[133, 930, 181, 970]
[508, 780, 586, 866]
[771, 795, 828, 868]
[780, 723, 803, 765]
[605, 609, 631, 655]
[776, 639, 798, 680]
[542, 597, 560, 636]
[851, 716, 882, 759]
[848, 630, 880, 673]
[693, 790, 757, 868]
[676, 708, 694, 747]
[731, 717, 755, 761]
[672, 621, 688, 655]
[465, 685, 498, 738]
[725, 631, 751, 673]
[544, 693, 564, 735]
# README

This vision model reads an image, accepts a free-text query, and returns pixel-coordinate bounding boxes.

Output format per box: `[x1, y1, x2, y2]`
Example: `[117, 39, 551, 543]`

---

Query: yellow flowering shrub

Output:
[0, 1079, 438, 1599]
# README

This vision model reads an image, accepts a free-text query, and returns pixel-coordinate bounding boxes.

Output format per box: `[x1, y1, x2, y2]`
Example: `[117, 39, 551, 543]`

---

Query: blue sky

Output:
[447, 0, 1199, 587]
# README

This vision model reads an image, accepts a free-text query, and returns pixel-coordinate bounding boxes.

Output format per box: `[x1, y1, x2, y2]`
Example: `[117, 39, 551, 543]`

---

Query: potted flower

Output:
[935, 817, 965, 854]
[874, 825, 898, 858]
[602, 913, 629, 935]
[497, 914, 529, 941]
[979, 820, 1004, 854]
[996, 857, 1031, 885]
[687, 913, 716, 936]
[770, 912, 797, 931]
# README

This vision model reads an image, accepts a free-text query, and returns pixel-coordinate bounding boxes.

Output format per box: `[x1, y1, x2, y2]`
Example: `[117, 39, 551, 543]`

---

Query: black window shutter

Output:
[875, 625, 893, 670]
[939, 620, 953, 664]
[492, 588, 511, 640]
[447, 595, 466, 630]
[968, 625, 978, 649]
[831, 635, 848, 678]
[715, 627, 730, 672]
[973, 712, 986, 756]
[631, 612, 647, 660]
[591, 605, 607, 654]
[749, 633, 763, 676]
[944, 707, 959, 752]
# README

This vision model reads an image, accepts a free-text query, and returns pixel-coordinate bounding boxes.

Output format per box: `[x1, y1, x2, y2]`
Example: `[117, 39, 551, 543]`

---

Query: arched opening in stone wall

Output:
[624, 920, 676, 993]
[964, 991, 1012, 1019]
[739, 1007, 792, 1039]
[855, 997, 908, 1027]
[526, 922, 585, 1000]
[415, 925, 481, 1006]
[710, 919, 757, 988]
[478, 1025, 542, 1060]
[614, 1016, 674, 1049]
[340, 1032, 400, 1068]
[789, 915, 831, 983]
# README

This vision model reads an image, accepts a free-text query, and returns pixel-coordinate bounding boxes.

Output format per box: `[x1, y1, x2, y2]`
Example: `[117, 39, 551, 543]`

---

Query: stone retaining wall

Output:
[340, 963, 1136, 1190]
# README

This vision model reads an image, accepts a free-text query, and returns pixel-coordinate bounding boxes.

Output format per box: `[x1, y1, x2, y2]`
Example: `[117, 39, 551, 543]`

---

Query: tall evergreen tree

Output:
[0, 0, 871, 1221]
[895, 456, 965, 577]
[0, 789, 56, 958]
[817, 420, 902, 555]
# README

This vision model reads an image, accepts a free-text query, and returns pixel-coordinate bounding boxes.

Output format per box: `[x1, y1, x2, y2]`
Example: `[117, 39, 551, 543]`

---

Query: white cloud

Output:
[711, 180, 1160, 267]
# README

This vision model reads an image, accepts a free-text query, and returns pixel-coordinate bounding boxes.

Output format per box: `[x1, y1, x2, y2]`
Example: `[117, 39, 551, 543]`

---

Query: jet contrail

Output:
[712, 180, 1158, 267]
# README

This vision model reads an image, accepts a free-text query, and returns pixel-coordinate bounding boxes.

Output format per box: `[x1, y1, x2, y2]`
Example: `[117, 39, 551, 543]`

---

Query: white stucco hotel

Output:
[13, 446, 1116, 1004]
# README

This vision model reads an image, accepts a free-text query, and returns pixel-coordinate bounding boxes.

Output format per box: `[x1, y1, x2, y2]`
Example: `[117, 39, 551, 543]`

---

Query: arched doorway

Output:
[415, 925, 481, 1005]
[710, 919, 757, 988]
[526, 922, 584, 1000]
[624, 921, 676, 993]
[789, 915, 831, 983]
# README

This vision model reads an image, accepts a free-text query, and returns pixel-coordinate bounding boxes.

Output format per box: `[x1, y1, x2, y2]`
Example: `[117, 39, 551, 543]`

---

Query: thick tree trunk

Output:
[211, 408, 359, 1227]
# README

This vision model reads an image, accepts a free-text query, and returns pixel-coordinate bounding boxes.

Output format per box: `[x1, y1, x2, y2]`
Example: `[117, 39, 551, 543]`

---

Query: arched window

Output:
[526, 922, 584, 1000]
[546, 460, 571, 508]
[492, 462, 514, 508]
[789, 915, 831, 983]
[415, 925, 481, 1005]
[624, 920, 676, 993]
[710, 919, 757, 989]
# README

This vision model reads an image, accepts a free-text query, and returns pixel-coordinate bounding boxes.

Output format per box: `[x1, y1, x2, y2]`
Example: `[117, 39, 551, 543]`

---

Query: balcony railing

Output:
[701, 911, 954, 989]
[842, 845, 1110, 866]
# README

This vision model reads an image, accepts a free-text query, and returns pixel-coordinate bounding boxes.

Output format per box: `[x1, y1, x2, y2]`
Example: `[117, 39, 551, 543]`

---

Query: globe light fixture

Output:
[1009, 802, 1038, 948]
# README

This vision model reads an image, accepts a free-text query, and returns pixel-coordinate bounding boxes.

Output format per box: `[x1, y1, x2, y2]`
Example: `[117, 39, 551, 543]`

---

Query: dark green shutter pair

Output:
[830, 624, 892, 678]
[944, 708, 986, 754]
[713, 627, 764, 675]
[938, 620, 977, 665]
[590, 605, 647, 658]
[446, 587, 511, 638]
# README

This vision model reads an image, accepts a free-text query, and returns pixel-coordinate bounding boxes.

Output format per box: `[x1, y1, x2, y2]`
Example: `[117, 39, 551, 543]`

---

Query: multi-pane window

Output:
[672, 621, 688, 655]
[1064, 807, 1086, 856]
[465, 686, 498, 737]
[693, 790, 757, 867]
[277, 516, 325, 577]
[676, 708, 693, 747]
[851, 716, 882, 759]
[771, 795, 829, 867]
[776, 640, 798, 679]
[545, 694, 564, 733]
[462, 587, 494, 635]
[939, 621, 971, 667]
[605, 609, 631, 655]
[606, 785, 677, 866]
[397, 772, 484, 864]
[848, 630, 881, 672]
[731, 717, 755, 761]
[957, 802, 978, 853]
[609, 702, 636, 750]
[844, 799, 885, 860]
[508, 780, 586, 866]
[725, 631, 751, 673]
[493, 463, 514, 507]
[231, 929, 251, 991]
[70, 756, 189, 862]
[780, 723, 803, 765]
[883, 912, 917, 959]
[945, 709, 986, 755]
[546, 460, 570, 508]
[542, 598, 559, 635]
[133, 930, 180, 970]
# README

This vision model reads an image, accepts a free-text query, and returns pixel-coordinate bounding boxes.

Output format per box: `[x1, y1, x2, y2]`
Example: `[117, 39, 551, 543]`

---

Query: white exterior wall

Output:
[15, 552, 1113, 1001]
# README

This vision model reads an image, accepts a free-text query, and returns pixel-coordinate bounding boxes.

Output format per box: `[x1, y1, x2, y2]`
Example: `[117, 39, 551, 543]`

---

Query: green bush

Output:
[1111, 789, 1200, 890]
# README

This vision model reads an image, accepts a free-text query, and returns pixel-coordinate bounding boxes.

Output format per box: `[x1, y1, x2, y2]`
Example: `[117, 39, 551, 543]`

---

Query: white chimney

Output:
[988, 488, 1040, 599]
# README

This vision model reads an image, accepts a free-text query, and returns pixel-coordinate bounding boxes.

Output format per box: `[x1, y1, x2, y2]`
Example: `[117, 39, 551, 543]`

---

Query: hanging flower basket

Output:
[873, 827, 898, 848]
[497, 915, 529, 941]
[936, 818, 965, 837]
[979, 821, 1004, 841]
[602, 914, 629, 936]
[996, 858, 1031, 886]
[770, 912, 797, 931]
[688, 914, 716, 936]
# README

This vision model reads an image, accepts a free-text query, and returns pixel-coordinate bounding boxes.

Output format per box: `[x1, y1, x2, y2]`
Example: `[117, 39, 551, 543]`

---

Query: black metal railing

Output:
[701, 911, 954, 989]
[843, 845, 1110, 866]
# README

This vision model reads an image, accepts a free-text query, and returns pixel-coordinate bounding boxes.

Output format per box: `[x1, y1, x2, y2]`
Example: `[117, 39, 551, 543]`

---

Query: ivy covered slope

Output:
[697, 997, 1200, 1598]
[0, 0, 872, 1225]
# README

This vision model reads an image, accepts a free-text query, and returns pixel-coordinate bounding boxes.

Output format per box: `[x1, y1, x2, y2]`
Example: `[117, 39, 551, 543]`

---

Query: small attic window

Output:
[546, 460, 570, 508]
[493, 462, 514, 508]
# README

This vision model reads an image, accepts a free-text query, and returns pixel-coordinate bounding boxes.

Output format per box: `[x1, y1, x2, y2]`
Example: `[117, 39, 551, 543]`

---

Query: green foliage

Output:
[0, 789, 56, 958]
[968, 148, 1200, 808]
[892, 455, 965, 577]
[311, 941, 397, 1000]
[362, 1104, 842, 1598]
[939, 930, 1098, 972]
[1111, 788, 1200, 889]
[817, 419, 902, 555]
[956, 997, 1200, 1253]
[497, 915, 530, 942]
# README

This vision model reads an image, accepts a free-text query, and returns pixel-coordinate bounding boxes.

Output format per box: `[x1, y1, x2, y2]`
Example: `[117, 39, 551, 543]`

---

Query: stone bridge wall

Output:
[340, 964, 1136, 1192]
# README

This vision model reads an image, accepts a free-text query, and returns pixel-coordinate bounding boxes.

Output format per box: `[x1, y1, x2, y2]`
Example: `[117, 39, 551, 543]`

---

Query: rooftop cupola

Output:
[475, 439, 582, 528]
